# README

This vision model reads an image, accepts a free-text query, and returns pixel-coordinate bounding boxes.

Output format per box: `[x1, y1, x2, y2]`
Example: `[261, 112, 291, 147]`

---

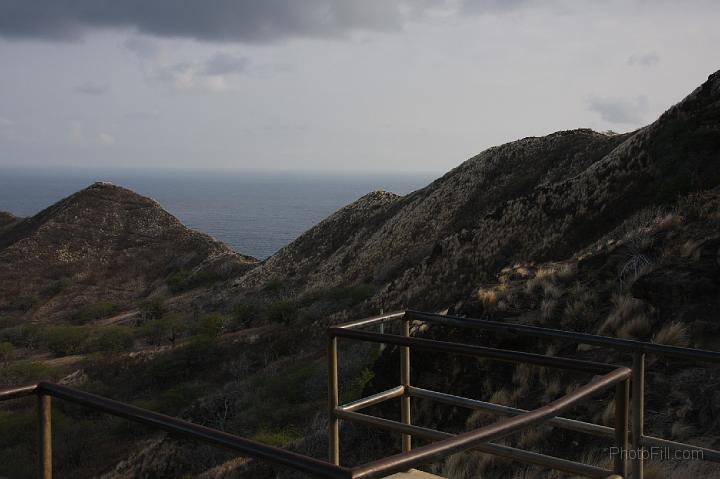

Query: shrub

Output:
[41, 279, 69, 297]
[84, 326, 135, 354]
[197, 314, 225, 337]
[0, 324, 41, 349]
[253, 427, 301, 447]
[41, 325, 87, 356]
[139, 296, 166, 321]
[266, 300, 297, 323]
[9, 295, 39, 312]
[166, 269, 192, 291]
[230, 304, 256, 327]
[262, 279, 284, 292]
[73, 302, 118, 324]
[0, 342, 14, 366]
[2, 361, 51, 384]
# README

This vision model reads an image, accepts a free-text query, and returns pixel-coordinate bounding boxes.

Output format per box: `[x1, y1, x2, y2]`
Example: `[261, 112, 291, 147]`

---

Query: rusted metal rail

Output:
[2, 309, 717, 478]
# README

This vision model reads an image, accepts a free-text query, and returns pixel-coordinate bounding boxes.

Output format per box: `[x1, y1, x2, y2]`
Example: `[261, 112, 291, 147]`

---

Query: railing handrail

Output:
[348, 367, 630, 479]
[0, 381, 353, 479]
[405, 310, 720, 362]
[329, 326, 619, 374]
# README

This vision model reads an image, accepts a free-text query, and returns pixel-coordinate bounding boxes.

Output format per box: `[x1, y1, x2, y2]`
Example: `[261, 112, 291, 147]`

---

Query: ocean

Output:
[0, 168, 436, 259]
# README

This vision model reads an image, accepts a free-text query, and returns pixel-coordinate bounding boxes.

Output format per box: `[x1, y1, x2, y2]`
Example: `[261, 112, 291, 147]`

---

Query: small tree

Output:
[139, 297, 166, 321]
[0, 341, 14, 367]
[198, 314, 225, 337]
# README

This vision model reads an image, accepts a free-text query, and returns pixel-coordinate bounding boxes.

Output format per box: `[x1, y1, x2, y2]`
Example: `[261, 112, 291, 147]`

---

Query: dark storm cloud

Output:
[0, 0, 406, 42]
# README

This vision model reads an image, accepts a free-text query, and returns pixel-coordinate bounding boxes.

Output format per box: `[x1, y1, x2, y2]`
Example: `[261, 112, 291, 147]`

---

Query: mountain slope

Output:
[233, 70, 720, 312]
[0, 182, 258, 321]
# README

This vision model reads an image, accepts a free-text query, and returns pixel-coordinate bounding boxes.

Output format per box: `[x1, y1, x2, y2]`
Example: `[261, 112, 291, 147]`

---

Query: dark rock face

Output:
[0, 182, 258, 321]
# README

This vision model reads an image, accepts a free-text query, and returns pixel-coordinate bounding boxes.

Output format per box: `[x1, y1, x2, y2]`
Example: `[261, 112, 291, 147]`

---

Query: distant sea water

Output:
[0, 168, 437, 259]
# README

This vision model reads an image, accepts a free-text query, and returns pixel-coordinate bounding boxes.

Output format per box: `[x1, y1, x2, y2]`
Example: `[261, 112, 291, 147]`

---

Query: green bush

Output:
[0, 341, 14, 366]
[196, 314, 225, 337]
[0, 324, 40, 348]
[266, 300, 297, 323]
[139, 296, 166, 321]
[2, 360, 51, 383]
[9, 295, 39, 312]
[231, 304, 256, 326]
[167, 269, 223, 293]
[84, 326, 135, 354]
[73, 301, 118, 324]
[41, 279, 69, 297]
[166, 269, 192, 291]
[262, 279, 284, 292]
[253, 427, 301, 446]
[41, 325, 87, 356]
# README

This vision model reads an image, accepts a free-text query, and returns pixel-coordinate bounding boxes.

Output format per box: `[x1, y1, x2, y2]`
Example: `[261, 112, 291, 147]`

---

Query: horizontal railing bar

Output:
[350, 368, 629, 478]
[32, 382, 351, 479]
[0, 383, 37, 401]
[336, 311, 407, 330]
[338, 386, 406, 413]
[406, 310, 720, 363]
[641, 434, 720, 462]
[407, 386, 615, 439]
[329, 327, 618, 374]
[336, 410, 613, 479]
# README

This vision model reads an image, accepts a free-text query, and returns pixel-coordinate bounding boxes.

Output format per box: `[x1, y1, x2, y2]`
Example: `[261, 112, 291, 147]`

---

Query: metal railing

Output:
[3, 310, 717, 478]
[332, 310, 720, 479]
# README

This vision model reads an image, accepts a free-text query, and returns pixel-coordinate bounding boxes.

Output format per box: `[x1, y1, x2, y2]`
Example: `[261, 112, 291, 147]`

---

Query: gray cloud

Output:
[204, 53, 248, 76]
[587, 95, 648, 125]
[460, 0, 536, 15]
[627, 52, 660, 66]
[75, 83, 110, 95]
[0, 0, 406, 42]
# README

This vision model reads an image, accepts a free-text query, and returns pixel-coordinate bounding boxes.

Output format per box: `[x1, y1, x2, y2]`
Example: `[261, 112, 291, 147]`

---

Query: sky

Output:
[0, 0, 719, 174]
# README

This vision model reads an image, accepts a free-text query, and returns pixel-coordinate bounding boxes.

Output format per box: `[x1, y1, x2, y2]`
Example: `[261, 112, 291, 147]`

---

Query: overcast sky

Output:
[0, 1, 718, 173]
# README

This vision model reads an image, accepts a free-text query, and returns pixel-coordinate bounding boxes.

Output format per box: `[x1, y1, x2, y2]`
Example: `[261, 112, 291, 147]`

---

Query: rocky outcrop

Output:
[0, 182, 258, 321]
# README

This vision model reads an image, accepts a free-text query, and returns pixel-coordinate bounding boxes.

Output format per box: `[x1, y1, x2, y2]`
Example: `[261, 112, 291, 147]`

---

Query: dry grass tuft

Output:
[671, 421, 693, 440]
[541, 299, 557, 321]
[616, 314, 651, 339]
[516, 426, 546, 449]
[489, 389, 512, 406]
[444, 451, 489, 479]
[599, 294, 646, 335]
[542, 377, 563, 402]
[477, 288, 499, 312]
[653, 322, 690, 347]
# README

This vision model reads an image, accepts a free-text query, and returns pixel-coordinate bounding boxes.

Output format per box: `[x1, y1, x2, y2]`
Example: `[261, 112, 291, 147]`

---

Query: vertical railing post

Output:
[37, 394, 52, 479]
[327, 333, 340, 465]
[400, 316, 412, 453]
[614, 379, 630, 478]
[632, 353, 645, 479]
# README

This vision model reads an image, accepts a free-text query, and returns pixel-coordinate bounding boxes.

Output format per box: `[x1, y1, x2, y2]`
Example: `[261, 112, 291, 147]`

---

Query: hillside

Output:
[0, 70, 719, 479]
[0, 182, 258, 322]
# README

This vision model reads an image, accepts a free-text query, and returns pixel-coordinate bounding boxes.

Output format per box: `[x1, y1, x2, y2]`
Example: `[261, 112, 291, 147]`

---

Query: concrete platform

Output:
[383, 469, 444, 478]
